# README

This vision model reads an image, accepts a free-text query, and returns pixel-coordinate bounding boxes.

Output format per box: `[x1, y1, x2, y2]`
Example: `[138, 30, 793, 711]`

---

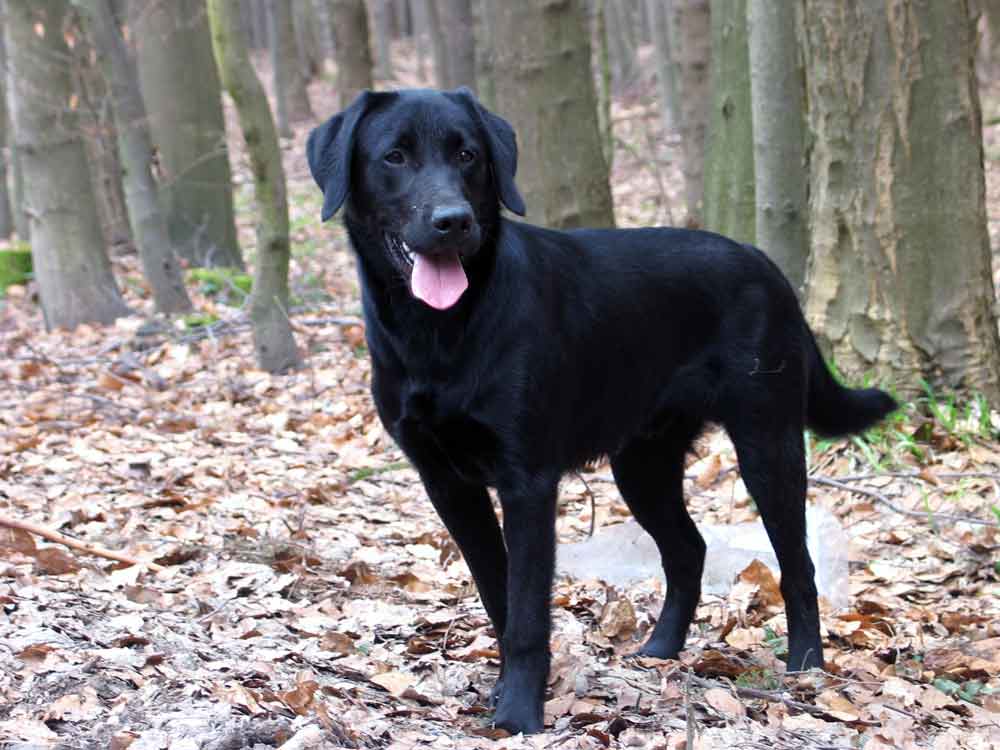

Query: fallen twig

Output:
[0, 514, 165, 572]
[809, 475, 998, 527]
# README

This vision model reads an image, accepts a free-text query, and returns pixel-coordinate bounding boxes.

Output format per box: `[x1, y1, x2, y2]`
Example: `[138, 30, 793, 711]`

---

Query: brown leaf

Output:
[370, 670, 417, 697]
[736, 559, 783, 609]
[816, 689, 859, 721]
[695, 454, 722, 488]
[599, 593, 636, 640]
[703, 687, 745, 719]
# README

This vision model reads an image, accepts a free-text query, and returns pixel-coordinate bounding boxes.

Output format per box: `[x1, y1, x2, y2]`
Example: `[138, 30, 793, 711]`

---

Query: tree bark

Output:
[269, 0, 313, 138]
[438, 0, 476, 90]
[647, 0, 679, 133]
[604, 0, 636, 89]
[801, 0, 1000, 402]
[5, 0, 130, 329]
[702, 0, 754, 243]
[670, 0, 710, 226]
[207, 0, 302, 374]
[130, 0, 242, 268]
[75, 0, 192, 314]
[421, 0, 450, 88]
[592, 0, 614, 169]
[472, 0, 494, 106]
[369, 0, 395, 78]
[747, 0, 807, 293]
[332, 0, 374, 109]
[0, 29, 14, 239]
[487, 0, 614, 229]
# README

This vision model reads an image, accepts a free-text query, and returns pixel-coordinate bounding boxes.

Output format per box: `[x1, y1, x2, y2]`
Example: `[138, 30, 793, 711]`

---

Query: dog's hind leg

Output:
[727, 417, 824, 671]
[610, 419, 705, 659]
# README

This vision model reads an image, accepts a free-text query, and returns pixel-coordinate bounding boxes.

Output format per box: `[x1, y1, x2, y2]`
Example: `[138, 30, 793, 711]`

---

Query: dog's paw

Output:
[493, 695, 543, 735]
[636, 639, 681, 660]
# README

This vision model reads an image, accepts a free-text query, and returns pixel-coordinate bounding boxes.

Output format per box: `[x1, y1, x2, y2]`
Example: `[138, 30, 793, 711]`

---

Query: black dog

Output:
[307, 88, 896, 734]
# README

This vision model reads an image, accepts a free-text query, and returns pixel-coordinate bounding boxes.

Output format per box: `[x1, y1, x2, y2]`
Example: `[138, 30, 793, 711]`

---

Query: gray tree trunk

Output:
[747, 0, 806, 293]
[801, 0, 1000, 402]
[131, 0, 242, 268]
[5, 0, 130, 329]
[312, 0, 336, 70]
[207, 0, 302, 374]
[472, 0, 494, 106]
[487, 0, 614, 229]
[269, 0, 313, 138]
[421, 0, 450, 88]
[0, 30, 14, 239]
[292, 0, 322, 81]
[332, 0, 374, 109]
[604, 0, 637, 89]
[75, 0, 192, 314]
[439, 0, 475, 90]
[702, 0, 754, 243]
[592, 0, 614, 169]
[647, 0, 679, 133]
[670, 0, 710, 226]
[370, 0, 395, 78]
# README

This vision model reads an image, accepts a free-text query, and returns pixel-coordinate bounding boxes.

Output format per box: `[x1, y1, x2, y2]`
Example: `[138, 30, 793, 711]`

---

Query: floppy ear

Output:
[306, 91, 375, 221]
[449, 87, 526, 216]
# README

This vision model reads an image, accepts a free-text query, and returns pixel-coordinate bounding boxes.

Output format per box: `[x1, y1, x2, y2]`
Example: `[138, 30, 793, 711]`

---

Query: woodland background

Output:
[1, 1, 1000, 749]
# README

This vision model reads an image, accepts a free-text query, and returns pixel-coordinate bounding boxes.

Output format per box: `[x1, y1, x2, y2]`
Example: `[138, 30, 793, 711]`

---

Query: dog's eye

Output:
[384, 149, 405, 165]
[457, 149, 476, 164]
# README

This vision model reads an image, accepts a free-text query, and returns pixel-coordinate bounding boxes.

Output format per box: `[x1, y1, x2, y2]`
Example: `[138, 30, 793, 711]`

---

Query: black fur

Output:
[307, 89, 896, 734]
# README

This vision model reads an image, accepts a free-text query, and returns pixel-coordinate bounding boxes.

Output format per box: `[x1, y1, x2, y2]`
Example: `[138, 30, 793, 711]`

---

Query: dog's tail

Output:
[804, 326, 897, 437]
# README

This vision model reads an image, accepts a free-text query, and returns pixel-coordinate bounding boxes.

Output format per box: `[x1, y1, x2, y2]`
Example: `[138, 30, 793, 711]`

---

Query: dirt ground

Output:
[1, 43, 999, 750]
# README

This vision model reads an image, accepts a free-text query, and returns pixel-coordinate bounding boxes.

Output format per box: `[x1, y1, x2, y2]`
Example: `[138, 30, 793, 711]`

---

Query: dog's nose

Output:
[430, 205, 473, 238]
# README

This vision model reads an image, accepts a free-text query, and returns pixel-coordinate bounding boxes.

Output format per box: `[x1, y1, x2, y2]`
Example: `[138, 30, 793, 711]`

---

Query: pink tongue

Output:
[410, 252, 468, 310]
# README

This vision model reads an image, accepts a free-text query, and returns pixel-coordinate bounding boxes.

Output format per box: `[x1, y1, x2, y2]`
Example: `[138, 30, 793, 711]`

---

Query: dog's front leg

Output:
[492, 473, 559, 735]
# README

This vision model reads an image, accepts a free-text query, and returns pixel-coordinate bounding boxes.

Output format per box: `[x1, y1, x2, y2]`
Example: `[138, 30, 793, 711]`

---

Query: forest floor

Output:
[2, 45, 1000, 750]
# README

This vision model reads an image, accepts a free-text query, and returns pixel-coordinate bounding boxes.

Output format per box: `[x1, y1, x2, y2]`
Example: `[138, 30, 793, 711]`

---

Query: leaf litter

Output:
[1, 43, 1000, 750]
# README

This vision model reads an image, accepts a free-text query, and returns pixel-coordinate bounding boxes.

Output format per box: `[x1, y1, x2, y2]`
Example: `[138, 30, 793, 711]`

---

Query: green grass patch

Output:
[349, 461, 411, 484]
[188, 267, 252, 305]
[0, 242, 32, 293]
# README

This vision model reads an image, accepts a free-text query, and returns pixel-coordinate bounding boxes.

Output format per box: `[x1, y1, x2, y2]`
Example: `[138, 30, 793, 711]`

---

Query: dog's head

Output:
[306, 88, 525, 310]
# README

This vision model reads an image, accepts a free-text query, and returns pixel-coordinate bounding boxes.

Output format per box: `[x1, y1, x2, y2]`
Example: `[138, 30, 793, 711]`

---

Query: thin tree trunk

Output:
[130, 0, 242, 268]
[313, 0, 336, 71]
[801, 0, 1000, 402]
[472, 0, 492, 105]
[702, 0, 754, 243]
[438, 0, 475, 91]
[0, 30, 14, 239]
[75, 0, 193, 314]
[647, 0, 679, 133]
[370, 0, 395, 79]
[5, 0, 130, 329]
[747, 0, 806, 293]
[207, 0, 302, 374]
[269, 0, 313, 135]
[604, 0, 636, 89]
[487, 0, 615, 229]
[592, 0, 614, 169]
[292, 0, 322, 81]
[332, 0, 374, 109]
[670, 0, 710, 226]
[421, 0, 450, 88]
[11, 139, 28, 240]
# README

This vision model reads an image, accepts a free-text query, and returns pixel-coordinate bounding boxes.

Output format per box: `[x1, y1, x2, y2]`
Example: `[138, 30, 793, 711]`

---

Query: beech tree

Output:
[130, 0, 242, 268]
[207, 0, 302, 374]
[486, 0, 614, 229]
[800, 0, 1000, 402]
[670, 0, 710, 225]
[332, 0, 374, 109]
[75, 0, 193, 314]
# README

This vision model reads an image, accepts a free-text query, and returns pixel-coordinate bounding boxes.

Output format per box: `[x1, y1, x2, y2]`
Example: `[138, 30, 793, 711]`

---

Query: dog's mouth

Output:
[385, 232, 469, 311]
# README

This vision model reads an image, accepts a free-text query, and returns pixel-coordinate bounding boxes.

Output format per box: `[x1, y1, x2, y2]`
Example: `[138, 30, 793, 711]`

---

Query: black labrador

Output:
[307, 88, 896, 734]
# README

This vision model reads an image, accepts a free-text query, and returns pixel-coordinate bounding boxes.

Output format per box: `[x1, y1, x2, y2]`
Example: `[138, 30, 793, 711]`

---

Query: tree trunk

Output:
[472, 0, 494, 106]
[747, 0, 807, 293]
[0, 30, 14, 239]
[5, 0, 130, 329]
[487, 0, 614, 229]
[670, 0, 710, 226]
[438, 0, 475, 91]
[592, 0, 614, 170]
[130, 0, 242, 268]
[702, 0, 754, 243]
[292, 0, 322, 81]
[604, 0, 637, 89]
[75, 0, 193, 314]
[207, 0, 302, 374]
[421, 0, 450, 88]
[369, 0, 395, 78]
[647, 0, 679, 133]
[332, 0, 374, 109]
[801, 0, 1000, 402]
[269, 0, 313, 138]
[312, 0, 336, 71]
[394, 0, 411, 36]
